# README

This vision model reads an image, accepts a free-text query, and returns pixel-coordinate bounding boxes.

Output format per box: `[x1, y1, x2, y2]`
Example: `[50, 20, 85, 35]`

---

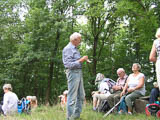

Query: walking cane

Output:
[103, 92, 128, 118]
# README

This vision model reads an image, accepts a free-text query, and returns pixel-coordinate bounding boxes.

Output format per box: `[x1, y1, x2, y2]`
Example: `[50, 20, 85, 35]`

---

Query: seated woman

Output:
[120, 63, 145, 114]
[92, 73, 111, 111]
[149, 82, 159, 104]
[0, 84, 19, 115]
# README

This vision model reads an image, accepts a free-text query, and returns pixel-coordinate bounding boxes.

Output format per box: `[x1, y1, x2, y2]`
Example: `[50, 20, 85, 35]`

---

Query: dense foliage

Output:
[0, 0, 159, 104]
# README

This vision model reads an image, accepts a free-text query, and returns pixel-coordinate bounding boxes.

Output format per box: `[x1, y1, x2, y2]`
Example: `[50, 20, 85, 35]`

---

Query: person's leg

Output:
[113, 91, 121, 105]
[149, 88, 159, 104]
[125, 91, 142, 113]
[113, 91, 121, 112]
[93, 93, 99, 110]
[106, 94, 115, 108]
[156, 60, 160, 90]
[66, 69, 80, 119]
[73, 70, 85, 118]
[96, 99, 100, 108]
[95, 94, 110, 108]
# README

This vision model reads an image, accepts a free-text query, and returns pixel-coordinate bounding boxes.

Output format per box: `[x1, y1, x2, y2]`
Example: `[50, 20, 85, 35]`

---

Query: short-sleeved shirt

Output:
[128, 73, 145, 95]
[154, 39, 160, 60]
[116, 74, 128, 87]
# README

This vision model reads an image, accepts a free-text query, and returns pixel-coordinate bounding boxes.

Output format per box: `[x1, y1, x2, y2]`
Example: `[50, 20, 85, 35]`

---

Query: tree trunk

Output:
[45, 30, 60, 105]
[45, 60, 54, 106]
[93, 36, 98, 76]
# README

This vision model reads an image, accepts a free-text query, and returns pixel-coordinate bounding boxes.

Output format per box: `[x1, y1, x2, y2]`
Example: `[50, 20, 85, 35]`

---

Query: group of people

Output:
[92, 63, 145, 115]
[62, 27, 160, 120]
[0, 83, 38, 116]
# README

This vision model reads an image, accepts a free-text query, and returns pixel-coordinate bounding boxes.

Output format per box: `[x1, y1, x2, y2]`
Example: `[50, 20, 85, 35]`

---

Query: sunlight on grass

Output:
[0, 103, 157, 120]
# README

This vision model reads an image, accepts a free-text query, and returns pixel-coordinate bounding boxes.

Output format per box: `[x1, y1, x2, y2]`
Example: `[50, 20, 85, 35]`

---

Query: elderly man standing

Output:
[106, 68, 128, 109]
[62, 32, 88, 120]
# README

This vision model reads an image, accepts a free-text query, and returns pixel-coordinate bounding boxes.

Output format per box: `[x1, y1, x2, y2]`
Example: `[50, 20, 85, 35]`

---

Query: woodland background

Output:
[0, 0, 159, 105]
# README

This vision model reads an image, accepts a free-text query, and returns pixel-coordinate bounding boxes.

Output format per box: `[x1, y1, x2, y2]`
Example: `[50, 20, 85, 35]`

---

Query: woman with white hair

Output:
[92, 73, 111, 111]
[120, 63, 145, 114]
[0, 84, 18, 115]
[150, 28, 160, 90]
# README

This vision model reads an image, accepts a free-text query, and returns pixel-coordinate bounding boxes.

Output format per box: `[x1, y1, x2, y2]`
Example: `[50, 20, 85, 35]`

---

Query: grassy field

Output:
[0, 103, 156, 120]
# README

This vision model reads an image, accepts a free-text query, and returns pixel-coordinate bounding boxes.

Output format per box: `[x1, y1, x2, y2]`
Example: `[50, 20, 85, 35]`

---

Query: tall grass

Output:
[0, 103, 156, 120]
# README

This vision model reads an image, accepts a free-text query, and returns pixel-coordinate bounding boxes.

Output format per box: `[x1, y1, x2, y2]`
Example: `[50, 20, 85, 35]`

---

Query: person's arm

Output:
[112, 78, 121, 90]
[2, 94, 9, 115]
[112, 85, 121, 91]
[127, 75, 145, 93]
[149, 42, 157, 62]
[63, 48, 88, 69]
[120, 79, 129, 97]
[78, 56, 88, 63]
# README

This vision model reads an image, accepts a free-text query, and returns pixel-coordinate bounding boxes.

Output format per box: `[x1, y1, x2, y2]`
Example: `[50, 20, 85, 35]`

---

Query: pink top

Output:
[116, 74, 128, 87]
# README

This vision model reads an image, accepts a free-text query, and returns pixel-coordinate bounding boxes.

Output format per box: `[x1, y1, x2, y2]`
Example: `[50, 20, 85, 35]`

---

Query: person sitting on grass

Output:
[0, 84, 18, 116]
[58, 90, 68, 110]
[120, 63, 145, 115]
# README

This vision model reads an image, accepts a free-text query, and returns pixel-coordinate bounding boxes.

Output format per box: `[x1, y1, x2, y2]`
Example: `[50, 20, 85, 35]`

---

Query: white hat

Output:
[63, 90, 68, 95]
[153, 82, 158, 88]
[3, 84, 12, 91]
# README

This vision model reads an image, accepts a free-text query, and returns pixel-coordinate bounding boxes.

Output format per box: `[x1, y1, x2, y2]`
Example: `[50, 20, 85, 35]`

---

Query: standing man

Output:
[106, 68, 128, 109]
[62, 32, 88, 120]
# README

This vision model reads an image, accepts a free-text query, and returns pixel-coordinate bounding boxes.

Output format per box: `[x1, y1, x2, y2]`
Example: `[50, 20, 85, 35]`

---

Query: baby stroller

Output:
[17, 98, 31, 114]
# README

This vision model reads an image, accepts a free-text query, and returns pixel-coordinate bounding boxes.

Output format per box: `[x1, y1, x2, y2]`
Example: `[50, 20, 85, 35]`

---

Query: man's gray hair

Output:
[3, 84, 12, 91]
[117, 68, 125, 73]
[155, 28, 160, 39]
[133, 63, 141, 70]
[70, 32, 81, 42]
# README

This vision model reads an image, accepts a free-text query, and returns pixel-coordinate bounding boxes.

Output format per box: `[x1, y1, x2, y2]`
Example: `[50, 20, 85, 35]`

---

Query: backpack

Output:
[17, 98, 31, 114]
[102, 78, 116, 90]
[145, 102, 160, 118]
[98, 100, 111, 113]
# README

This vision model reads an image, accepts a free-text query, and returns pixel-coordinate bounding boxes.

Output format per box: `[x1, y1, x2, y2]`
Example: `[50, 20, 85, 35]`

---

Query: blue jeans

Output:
[149, 88, 159, 104]
[66, 69, 85, 120]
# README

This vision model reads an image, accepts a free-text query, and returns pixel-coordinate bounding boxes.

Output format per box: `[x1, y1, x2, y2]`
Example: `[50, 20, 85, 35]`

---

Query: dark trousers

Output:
[0, 101, 4, 115]
[149, 88, 159, 104]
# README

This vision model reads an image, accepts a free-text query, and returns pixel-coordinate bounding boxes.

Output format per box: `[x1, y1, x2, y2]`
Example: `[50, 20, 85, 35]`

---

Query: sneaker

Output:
[118, 110, 123, 114]
[92, 107, 97, 111]
[128, 112, 132, 115]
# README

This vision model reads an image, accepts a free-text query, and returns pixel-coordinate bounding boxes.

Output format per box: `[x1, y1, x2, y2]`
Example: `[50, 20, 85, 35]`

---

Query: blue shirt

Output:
[62, 42, 82, 69]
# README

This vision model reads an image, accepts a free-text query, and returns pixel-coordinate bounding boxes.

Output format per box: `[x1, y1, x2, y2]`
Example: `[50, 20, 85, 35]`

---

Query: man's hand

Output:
[120, 91, 125, 97]
[78, 56, 88, 63]
[112, 85, 121, 91]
